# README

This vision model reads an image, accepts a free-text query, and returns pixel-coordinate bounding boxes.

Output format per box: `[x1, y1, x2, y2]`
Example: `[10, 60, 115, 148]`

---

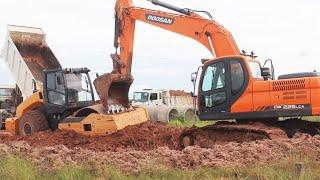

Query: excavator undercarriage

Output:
[179, 118, 320, 149]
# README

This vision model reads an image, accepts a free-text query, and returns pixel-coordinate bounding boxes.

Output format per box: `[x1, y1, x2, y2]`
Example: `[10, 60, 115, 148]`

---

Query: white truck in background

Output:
[132, 89, 198, 123]
[0, 84, 16, 128]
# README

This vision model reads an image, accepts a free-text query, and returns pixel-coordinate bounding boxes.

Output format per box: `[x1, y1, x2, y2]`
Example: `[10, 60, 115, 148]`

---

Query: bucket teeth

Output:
[107, 104, 128, 114]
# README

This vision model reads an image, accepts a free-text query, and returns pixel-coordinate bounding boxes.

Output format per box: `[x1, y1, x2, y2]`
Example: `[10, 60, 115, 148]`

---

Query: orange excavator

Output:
[94, 0, 240, 112]
[92, 0, 320, 146]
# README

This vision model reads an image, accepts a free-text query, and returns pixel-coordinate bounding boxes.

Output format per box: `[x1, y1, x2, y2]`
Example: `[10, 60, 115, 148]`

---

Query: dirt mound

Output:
[169, 90, 191, 96]
[0, 122, 183, 152]
[0, 120, 320, 171]
[1, 119, 319, 153]
[1, 133, 320, 172]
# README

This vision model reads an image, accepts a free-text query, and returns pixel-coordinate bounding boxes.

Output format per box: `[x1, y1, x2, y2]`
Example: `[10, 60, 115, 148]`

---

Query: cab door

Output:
[198, 61, 231, 120]
[44, 71, 67, 106]
[198, 58, 248, 120]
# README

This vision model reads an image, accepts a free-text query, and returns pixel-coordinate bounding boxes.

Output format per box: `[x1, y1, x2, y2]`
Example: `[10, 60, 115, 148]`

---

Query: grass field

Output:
[0, 155, 319, 180]
[168, 118, 214, 128]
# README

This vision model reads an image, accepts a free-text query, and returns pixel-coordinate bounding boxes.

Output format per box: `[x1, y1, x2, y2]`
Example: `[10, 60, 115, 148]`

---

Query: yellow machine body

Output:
[58, 107, 149, 135]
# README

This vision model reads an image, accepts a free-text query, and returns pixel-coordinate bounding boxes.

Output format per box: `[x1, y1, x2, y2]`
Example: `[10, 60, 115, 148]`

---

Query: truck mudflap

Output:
[58, 108, 149, 135]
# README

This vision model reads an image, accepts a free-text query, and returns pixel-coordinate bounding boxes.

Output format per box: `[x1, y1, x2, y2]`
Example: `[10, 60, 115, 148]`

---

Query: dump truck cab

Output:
[0, 85, 15, 103]
[132, 89, 163, 106]
[42, 67, 95, 129]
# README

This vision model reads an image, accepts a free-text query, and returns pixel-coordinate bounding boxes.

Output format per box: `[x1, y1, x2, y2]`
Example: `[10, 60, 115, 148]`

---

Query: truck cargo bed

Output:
[1, 25, 61, 99]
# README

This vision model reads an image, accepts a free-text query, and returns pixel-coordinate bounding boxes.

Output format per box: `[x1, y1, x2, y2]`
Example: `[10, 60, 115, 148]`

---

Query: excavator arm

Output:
[94, 0, 240, 113]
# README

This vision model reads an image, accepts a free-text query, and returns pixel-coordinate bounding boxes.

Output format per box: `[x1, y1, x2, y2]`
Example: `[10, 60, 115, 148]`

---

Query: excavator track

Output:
[179, 118, 320, 149]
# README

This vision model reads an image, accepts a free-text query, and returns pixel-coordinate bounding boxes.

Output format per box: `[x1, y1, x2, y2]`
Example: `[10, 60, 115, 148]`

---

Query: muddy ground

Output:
[0, 122, 320, 172]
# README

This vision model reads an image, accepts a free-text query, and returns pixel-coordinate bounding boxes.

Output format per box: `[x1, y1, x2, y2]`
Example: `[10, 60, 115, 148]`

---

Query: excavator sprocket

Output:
[179, 119, 320, 149]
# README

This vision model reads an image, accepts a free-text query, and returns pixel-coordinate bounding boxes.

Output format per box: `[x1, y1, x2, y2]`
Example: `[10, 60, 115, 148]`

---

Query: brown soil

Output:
[14, 43, 61, 82]
[0, 122, 183, 152]
[1, 133, 320, 172]
[0, 120, 319, 172]
[169, 90, 191, 96]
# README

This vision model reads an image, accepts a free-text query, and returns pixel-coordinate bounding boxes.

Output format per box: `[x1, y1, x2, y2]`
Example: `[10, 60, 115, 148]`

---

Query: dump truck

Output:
[1, 25, 61, 100]
[1, 25, 96, 135]
[1, 25, 148, 136]
[132, 89, 197, 122]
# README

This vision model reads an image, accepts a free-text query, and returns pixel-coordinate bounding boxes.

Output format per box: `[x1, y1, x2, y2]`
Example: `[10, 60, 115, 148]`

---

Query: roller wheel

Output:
[19, 110, 49, 136]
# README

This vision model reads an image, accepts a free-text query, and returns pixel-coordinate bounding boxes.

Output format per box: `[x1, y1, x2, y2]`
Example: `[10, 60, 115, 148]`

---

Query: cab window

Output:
[249, 61, 263, 79]
[150, 93, 158, 101]
[202, 62, 225, 92]
[231, 60, 245, 94]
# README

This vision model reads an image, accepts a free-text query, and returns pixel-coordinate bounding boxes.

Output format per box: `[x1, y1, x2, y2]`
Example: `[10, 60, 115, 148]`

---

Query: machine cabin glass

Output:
[198, 57, 249, 120]
[133, 92, 149, 103]
[44, 69, 95, 107]
[46, 71, 66, 106]
[65, 73, 94, 103]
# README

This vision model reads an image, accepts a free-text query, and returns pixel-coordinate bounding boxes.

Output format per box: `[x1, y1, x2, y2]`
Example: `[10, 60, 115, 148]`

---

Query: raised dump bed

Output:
[1, 25, 61, 100]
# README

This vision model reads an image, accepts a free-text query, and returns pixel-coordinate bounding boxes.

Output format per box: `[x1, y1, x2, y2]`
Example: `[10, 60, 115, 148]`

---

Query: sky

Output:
[0, 0, 319, 94]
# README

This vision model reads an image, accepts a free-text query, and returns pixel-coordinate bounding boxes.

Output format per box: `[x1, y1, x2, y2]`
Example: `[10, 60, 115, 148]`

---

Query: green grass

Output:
[302, 116, 320, 122]
[0, 155, 320, 180]
[169, 118, 214, 128]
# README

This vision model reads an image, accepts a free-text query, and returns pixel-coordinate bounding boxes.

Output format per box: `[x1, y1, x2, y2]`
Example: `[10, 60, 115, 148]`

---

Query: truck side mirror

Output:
[191, 72, 197, 83]
[191, 92, 197, 98]
[263, 59, 275, 80]
[261, 67, 271, 80]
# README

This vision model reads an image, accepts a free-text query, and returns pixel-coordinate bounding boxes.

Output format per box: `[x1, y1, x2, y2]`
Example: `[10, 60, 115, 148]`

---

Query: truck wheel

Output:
[19, 110, 49, 136]
[184, 109, 198, 122]
[0, 112, 4, 129]
[168, 109, 180, 121]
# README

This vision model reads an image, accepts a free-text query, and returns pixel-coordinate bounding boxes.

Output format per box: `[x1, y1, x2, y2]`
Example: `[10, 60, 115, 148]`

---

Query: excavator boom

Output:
[94, 0, 240, 111]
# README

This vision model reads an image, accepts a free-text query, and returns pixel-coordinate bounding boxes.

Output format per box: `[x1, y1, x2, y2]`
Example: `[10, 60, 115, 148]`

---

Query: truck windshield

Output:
[133, 92, 149, 102]
[0, 89, 13, 96]
[65, 73, 93, 103]
[248, 61, 263, 79]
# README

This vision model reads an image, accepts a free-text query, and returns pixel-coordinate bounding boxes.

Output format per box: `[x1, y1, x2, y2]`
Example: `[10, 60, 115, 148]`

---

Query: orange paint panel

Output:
[309, 78, 320, 88]
[231, 91, 253, 113]
[311, 88, 320, 115]
[252, 81, 271, 110]
[309, 78, 320, 115]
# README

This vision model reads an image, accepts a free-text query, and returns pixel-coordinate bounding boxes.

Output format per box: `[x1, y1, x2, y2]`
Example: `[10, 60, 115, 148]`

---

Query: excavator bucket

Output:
[93, 73, 133, 111]
[58, 105, 149, 135]
[60, 73, 150, 135]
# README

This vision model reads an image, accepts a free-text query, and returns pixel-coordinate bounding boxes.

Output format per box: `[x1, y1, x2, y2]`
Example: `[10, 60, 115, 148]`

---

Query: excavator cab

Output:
[197, 56, 251, 120]
[43, 68, 95, 129]
[197, 55, 320, 121]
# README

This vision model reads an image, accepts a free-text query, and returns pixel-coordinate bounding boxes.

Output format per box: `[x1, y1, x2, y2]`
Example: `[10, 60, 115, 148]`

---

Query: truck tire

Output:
[0, 112, 4, 129]
[19, 110, 49, 136]
[0, 102, 11, 109]
[168, 108, 180, 122]
[184, 108, 198, 122]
